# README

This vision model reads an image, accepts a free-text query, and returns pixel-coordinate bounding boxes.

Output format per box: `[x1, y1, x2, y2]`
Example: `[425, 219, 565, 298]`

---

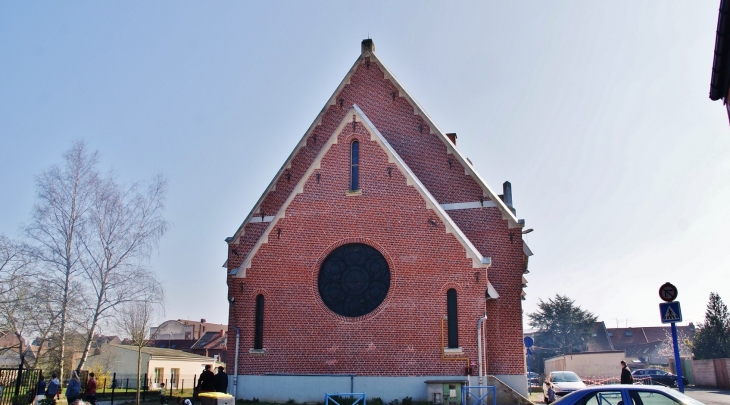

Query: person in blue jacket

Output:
[65, 371, 81, 404]
[46, 374, 60, 400]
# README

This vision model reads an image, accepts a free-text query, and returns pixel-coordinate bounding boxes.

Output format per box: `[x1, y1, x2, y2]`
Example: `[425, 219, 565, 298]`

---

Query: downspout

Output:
[232, 326, 240, 398]
[477, 313, 487, 386]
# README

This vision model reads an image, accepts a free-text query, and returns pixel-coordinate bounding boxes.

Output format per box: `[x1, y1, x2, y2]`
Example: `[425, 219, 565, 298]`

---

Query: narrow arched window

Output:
[447, 289, 458, 348]
[254, 294, 264, 349]
[350, 140, 359, 191]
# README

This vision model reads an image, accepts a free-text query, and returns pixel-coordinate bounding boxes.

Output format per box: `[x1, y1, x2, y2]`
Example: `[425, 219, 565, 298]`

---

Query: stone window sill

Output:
[249, 348, 267, 356]
[346, 189, 362, 196]
[443, 348, 463, 355]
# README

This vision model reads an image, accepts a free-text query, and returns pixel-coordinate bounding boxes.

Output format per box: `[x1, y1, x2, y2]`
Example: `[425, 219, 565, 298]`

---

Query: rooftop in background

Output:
[150, 319, 227, 341]
[190, 331, 226, 351]
[606, 324, 695, 348]
[147, 339, 197, 350]
[110, 344, 210, 360]
[586, 321, 615, 352]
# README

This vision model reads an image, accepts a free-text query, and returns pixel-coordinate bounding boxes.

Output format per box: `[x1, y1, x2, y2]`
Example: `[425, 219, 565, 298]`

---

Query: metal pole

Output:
[671, 323, 684, 393]
[232, 326, 240, 398]
[14, 354, 24, 402]
[527, 354, 531, 395]
[110, 372, 116, 405]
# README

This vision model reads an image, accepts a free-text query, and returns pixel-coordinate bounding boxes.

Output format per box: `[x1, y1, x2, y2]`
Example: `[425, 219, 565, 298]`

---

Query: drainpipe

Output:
[477, 312, 488, 386]
[232, 326, 240, 398]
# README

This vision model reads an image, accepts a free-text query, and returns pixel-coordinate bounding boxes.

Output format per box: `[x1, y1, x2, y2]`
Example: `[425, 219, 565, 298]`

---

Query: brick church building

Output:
[225, 40, 532, 402]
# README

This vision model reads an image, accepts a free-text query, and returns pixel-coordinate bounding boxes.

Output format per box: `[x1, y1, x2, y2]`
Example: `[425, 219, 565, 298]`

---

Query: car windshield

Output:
[552, 372, 581, 382]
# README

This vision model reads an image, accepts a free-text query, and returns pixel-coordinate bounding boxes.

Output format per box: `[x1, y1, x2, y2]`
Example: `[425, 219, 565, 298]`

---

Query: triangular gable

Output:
[231, 105, 492, 277]
[229, 41, 522, 246]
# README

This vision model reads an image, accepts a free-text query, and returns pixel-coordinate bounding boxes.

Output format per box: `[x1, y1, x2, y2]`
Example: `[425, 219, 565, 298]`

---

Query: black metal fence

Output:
[0, 368, 42, 405]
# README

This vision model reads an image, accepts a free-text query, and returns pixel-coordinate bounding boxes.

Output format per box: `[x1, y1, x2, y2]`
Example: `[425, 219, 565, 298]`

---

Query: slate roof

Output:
[190, 331, 226, 350]
[586, 322, 614, 352]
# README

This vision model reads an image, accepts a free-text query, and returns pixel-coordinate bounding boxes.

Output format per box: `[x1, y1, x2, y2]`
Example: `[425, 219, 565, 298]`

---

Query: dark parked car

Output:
[554, 384, 704, 405]
[527, 372, 540, 386]
[632, 368, 689, 387]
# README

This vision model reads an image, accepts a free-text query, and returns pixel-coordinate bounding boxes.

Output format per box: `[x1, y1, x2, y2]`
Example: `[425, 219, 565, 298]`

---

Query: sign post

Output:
[524, 337, 534, 395]
[658, 283, 684, 393]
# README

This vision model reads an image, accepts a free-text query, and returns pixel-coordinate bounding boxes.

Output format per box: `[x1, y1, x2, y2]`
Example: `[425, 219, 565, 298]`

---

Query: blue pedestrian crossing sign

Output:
[659, 301, 682, 324]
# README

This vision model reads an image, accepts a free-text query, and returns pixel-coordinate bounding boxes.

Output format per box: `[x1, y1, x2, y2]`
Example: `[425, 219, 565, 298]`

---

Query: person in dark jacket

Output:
[34, 375, 46, 405]
[197, 365, 216, 392]
[214, 367, 228, 393]
[620, 360, 634, 384]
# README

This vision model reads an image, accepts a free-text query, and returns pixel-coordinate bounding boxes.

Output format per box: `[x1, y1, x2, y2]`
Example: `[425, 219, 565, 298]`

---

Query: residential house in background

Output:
[189, 331, 226, 363]
[0, 331, 31, 367]
[84, 344, 225, 390]
[526, 322, 697, 373]
[150, 319, 226, 341]
[143, 320, 227, 363]
[606, 325, 695, 366]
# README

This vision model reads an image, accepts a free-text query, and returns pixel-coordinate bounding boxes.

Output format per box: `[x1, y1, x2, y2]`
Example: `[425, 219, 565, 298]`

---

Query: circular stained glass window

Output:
[318, 243, 391, 317]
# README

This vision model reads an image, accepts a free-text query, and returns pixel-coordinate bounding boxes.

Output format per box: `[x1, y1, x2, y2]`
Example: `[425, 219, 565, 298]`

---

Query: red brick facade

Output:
[226, 41, 528, 380]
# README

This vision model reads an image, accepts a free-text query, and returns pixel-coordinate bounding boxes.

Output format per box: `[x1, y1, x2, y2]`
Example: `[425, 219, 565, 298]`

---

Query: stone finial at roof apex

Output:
[361, 39, 374, 56]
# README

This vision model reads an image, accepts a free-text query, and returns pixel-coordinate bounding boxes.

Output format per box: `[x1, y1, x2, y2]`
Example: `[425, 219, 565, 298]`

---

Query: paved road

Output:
[683, 387, 730, 405]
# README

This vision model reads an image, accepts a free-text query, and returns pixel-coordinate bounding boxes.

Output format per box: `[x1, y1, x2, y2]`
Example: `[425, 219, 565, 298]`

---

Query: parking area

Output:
[683, 387, 730, 405]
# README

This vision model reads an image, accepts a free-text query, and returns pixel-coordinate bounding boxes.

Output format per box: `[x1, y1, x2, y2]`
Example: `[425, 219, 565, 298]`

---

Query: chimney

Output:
[446, 133, 457, 145]
[201, 318, 206, 323]
[502, 181, 516, 214]
[361, 39, 375, 56]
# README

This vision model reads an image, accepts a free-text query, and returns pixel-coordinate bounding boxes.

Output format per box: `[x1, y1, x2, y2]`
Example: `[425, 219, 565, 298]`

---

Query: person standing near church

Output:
[85, 372, 97, 405]
[46, 373, 60, 400]
[214, 367, 228, 393]
[197, 365, 216, 393]
[620, 360, 634, 384]
[65, 371, 81, 404]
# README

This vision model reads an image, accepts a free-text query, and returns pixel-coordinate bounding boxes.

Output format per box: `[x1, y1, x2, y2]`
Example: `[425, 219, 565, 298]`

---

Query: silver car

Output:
[543, 371, 587, 402]
[554, 384, 704, 405]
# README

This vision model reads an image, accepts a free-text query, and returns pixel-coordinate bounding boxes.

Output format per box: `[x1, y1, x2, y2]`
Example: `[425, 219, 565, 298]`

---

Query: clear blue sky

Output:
[1, 2, 728, 330]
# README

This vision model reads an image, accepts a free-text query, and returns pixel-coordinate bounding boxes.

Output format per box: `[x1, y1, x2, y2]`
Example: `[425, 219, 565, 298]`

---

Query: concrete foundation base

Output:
[229, 374, 528, 403]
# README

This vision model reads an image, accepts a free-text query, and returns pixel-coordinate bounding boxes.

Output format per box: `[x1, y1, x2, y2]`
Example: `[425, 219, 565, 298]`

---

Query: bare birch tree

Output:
[0, 235, 33, 301]
[0, 235, 31, 364]
[117, 302, 159, 405]
[0, 235, 60, 368]
[74, 174, 168, 371]
[25, 141, 100, 378]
